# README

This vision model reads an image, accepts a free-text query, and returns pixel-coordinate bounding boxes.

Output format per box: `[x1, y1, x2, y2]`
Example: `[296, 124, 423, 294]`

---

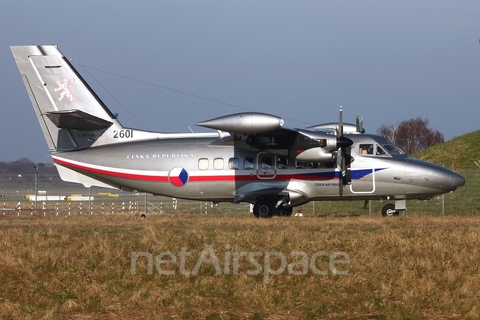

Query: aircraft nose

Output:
[450, 172, 466, 190]
[406, 158, 465, 195]
[437, 169, 465, 192]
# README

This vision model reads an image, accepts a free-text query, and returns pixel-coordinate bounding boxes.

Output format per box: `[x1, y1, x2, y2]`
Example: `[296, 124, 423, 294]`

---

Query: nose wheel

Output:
[382, 204, 399, 217]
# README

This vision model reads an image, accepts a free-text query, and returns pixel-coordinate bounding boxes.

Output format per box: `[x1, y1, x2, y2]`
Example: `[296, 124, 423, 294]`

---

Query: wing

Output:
[197, 112, 345, 163]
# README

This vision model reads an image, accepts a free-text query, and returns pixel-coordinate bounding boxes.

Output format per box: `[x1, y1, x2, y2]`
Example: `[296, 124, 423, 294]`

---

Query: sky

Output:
[1, 1, 479, 164]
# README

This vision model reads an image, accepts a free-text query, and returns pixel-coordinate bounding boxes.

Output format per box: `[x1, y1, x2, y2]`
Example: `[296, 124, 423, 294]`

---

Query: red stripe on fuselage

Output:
[53, 157, 169, 182]
[53, 157, 338, 183]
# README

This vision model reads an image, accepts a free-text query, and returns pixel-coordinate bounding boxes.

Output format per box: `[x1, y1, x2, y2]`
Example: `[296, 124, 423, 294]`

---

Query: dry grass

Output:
[1, 213, 480, 319]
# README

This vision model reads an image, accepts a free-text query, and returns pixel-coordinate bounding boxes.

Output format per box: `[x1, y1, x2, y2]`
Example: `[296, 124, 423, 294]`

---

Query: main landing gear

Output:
[253, 200, 274, 218]
[252, 199, 292, 218]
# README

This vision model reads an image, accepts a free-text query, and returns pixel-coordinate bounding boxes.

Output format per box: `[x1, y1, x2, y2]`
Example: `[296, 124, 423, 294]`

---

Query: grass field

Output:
[1, 213, 480, 319]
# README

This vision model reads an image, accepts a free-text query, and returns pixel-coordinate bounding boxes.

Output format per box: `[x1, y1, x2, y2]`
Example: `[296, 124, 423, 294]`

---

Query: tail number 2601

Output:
[113, 129, 133, 139]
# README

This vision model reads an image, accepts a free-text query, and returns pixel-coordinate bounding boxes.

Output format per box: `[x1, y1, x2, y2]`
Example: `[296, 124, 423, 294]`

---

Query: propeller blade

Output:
[338, 106, 343, 138]
[337, 106, 345, 196]
[335, 106, 354, 195]
[337, 151, 344, 196]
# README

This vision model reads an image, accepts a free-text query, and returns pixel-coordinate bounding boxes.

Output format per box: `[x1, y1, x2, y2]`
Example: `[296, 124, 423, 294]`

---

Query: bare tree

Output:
[377, 117, 444, 154]
[377, 121, 400, 144]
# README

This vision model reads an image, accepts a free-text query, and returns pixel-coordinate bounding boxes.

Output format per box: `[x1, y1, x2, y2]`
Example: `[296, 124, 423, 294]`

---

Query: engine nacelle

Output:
[196, 112, 284, 134]
[296, 130, 338, 152]
[295, 147, 334, 162]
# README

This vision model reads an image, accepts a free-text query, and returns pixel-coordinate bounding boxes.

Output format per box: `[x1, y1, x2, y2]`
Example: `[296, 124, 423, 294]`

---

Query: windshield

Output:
[382, 144, 404, 155]
[358, 142, 405, 157]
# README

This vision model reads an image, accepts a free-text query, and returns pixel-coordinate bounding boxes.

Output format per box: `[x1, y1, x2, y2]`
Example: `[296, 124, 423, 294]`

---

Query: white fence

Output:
[0, 170, 478, 216]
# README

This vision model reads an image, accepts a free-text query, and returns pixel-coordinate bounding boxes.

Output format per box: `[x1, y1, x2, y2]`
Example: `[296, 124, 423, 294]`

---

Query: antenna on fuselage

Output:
[356, 115, 365, 133]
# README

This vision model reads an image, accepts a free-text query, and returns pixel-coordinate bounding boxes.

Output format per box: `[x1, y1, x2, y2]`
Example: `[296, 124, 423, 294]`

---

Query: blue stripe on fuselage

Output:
[294, 168, 386, 181]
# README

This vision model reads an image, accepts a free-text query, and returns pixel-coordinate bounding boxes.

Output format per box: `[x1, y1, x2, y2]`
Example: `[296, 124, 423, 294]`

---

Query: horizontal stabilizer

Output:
[55, 162, 121, 190]
[46, 109, 113, 130]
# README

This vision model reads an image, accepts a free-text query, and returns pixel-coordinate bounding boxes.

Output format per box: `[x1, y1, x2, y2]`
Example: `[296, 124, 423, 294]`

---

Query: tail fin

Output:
[11, 45, 123, 152]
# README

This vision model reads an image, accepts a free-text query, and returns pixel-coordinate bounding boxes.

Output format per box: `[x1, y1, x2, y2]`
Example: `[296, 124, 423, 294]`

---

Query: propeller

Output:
[336, 106, 353, 196]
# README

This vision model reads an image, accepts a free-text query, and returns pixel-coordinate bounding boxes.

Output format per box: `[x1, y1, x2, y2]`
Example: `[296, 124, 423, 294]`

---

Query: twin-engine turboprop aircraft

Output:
[11, 45, 465, 217]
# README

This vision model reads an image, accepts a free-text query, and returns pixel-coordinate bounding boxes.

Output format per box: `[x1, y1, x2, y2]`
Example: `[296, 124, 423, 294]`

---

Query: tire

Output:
[283, 207, 293, 217]
[253, 201, 274, 218]
[276, 207, 292, 217]
[382, 204, 398, 217]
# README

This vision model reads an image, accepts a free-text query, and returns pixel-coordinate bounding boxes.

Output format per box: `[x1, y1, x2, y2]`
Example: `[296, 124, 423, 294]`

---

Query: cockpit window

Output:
[382, 144, 404, 155]
[376, 146, 387, 156]
[359, 144, 374, 155]
[359, 143, 403, 157]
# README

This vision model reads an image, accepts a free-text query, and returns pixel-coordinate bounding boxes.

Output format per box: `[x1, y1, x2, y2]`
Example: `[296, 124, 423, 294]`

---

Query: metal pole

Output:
[34, 165, 38, 214]
[89, 187, 92, 214]
[442, 194, 445, 214]
[441, 164, 446, 214]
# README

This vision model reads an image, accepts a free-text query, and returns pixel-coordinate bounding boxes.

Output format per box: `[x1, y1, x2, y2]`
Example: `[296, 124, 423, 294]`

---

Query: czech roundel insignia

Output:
[168, 167, 189, 186]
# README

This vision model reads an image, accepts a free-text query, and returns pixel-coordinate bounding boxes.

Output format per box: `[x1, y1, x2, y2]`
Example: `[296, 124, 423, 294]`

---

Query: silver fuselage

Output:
[52, 132, 465, 206]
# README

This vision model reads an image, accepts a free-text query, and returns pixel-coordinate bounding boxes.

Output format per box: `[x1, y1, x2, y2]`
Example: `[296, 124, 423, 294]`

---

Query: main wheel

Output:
[382, 204, 398, 217]
[253, 201, 274, 218]
[283, 207, 293, 217]
[275, 207, 293, 217]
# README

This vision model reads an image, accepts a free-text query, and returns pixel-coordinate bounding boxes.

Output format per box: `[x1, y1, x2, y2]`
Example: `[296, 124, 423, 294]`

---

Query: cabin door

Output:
[350, 157, 375, 193]
[256, 153, 276, 179]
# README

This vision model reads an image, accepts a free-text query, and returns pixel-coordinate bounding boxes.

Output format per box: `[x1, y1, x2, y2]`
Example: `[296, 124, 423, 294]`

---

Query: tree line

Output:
[0, 158, 57, 175]
[377, 117, 444, 154]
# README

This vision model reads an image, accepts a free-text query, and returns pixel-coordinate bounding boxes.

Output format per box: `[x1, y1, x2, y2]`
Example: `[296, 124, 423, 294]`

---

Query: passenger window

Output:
[277, 157, 288, 169]
[228, 158, 239, 169]
[244, 157, 254, 169]
[295, 161, 305, 169]
[310, 162, 323, 168]
[214, 158, 224, 170]
[198, 158, 209, 170]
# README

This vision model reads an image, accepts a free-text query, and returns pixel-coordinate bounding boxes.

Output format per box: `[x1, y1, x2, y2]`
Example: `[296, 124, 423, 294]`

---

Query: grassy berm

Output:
[1, 213, 480, 319]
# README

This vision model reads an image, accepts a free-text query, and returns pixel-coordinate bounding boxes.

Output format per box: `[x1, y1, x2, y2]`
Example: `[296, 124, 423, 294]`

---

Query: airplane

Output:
[11, 45, 465, 217]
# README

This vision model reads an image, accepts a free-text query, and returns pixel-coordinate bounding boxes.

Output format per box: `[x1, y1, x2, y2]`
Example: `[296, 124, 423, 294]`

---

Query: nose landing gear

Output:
[382, 203, 399, 217]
